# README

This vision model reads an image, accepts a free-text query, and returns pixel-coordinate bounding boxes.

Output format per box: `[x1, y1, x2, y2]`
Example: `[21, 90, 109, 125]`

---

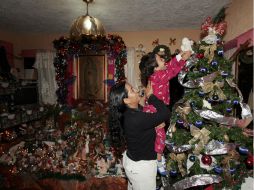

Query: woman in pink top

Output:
[139, 45, 191, 175]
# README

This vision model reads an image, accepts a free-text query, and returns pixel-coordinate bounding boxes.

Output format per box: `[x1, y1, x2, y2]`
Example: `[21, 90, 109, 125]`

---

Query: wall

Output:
[113, 29, 200, 86]
[0, 29, 200, 80]
[0, 0, 252, 79]
[224, 0, 253, 41]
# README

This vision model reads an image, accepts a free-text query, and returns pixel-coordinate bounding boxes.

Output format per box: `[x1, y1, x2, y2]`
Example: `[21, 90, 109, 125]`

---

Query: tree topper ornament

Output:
[201, 16, 227, 44]
[181, 37, 194, 54]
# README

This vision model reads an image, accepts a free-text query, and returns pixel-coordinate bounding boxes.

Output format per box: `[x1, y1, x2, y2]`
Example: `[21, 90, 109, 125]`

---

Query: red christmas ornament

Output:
[245, 155, 254, 169]
[201, 154, 212, 165]
[196, 53, 204, 59]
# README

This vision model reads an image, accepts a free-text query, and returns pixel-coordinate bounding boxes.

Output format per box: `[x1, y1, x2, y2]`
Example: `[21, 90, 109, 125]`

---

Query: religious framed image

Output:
[76, 55, 106, 101]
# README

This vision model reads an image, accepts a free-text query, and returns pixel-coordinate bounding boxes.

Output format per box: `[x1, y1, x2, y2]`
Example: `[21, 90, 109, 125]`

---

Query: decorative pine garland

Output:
[53, 35, 127, 104]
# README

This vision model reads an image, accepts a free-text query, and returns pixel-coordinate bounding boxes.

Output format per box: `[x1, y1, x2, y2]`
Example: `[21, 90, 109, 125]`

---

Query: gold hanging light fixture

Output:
[70, 0, 105, 38]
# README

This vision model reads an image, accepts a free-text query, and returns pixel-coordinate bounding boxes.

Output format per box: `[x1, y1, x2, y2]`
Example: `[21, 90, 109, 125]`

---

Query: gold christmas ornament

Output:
[223, 134, 229, 142]
[172, 124, 177, 133]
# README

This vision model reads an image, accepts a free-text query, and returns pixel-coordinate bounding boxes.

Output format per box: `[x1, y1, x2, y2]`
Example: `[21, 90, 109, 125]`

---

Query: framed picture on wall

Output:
[77, 55, 106, 101]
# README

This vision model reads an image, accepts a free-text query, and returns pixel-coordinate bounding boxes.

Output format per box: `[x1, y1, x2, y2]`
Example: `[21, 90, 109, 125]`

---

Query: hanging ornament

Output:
[198, 91, 205, 97]
[212, 94, 219, 101]
[229, 168, 236, 174]
[207, 98, 213, 103]
[233, 100, 239, 105]
[211, 60, 218, 67]
[238, 146, 249, 155]
[217, 49, 224, 56]
[176, 119, 184, 127]
[170, 170, 178, 177]
[213, 166, 223, 174]
[196, 53, 204, 59]
[223, 134, 229, 142]
[200, 67, 207, 73]
[216, 36, 222, 43]
[189, 155, 196, 162]
[245, 155, 254, 169]
[226, 107, 232, 113]
[226, 99, 232, 104]
[201, 155, 212, 165]
[221, 71, 229, 78]
[195, 120, 203, 128]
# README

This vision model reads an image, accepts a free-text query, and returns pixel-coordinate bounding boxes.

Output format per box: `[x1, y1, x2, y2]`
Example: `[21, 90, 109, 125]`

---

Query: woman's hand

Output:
[181, 50, 192, 61]
[145, 81, 153, 98]
[155, 122, 166, 129]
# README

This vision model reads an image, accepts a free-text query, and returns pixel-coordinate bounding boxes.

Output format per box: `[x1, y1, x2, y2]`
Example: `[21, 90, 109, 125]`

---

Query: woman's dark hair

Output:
[139, 52, 158, 87]
[108, 81, 128, 149]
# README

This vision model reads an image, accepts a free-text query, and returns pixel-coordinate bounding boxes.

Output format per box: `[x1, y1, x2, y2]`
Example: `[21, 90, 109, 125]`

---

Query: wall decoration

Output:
[53, 35, 127, 105]
[152, 38, 159, 47]
[135, 44, 146, 57]
[169, 37, 176, 46]
[77, 55, 106, 101]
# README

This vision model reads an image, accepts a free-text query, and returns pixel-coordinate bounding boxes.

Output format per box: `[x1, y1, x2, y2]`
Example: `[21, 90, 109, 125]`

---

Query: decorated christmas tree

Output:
[165, 8, 253, 189]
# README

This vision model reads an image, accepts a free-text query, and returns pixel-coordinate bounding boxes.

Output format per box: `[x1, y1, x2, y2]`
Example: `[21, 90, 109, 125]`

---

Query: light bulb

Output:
[84, 18, 92, 30]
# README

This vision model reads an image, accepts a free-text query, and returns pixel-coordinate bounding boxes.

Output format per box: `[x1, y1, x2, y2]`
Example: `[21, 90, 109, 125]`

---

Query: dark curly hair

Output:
[139, 52, 158, 87]
[108, 81, 128, 149]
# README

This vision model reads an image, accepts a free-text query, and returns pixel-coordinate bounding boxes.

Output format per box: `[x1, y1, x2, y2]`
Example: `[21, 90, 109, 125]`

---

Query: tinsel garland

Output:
[53, 34, 127, 104]
[164, 9, 253, 190]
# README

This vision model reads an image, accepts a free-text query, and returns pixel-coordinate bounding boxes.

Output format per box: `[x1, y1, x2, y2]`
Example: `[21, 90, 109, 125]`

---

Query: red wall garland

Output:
[53, 34, 127, 105]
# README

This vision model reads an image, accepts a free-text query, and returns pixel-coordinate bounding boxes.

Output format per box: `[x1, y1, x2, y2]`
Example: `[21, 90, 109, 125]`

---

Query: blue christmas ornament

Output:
[226, 99, 232, 104]
[233, 100, 239, 105]
[214, 166, 223, 174]
[221, 71, 229, 78]
[226, 107, 232, 113]
[195, 120, 203, 128]
[200, 67, 207, 73]
[216, 36, 222, 43]
[217, 49, 224, 56]
[176, 119, 184, 127]
[198, 91, 205, 97]
[238, 146, 249, 155]
[207, 98, 213, 103]
[189, 155, 196, 162]
[229, 168, 236, 174]
[170, 170, 177, 177]
[211, 60, 218, 67]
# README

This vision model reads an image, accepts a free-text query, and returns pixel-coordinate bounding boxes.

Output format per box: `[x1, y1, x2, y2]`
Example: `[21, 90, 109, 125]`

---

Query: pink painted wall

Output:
[224, 0, 253, 42]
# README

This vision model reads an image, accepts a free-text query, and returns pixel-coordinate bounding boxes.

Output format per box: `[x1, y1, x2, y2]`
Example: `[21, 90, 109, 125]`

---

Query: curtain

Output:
[34, 51, 57, 104]
[125, 47, 139, 88]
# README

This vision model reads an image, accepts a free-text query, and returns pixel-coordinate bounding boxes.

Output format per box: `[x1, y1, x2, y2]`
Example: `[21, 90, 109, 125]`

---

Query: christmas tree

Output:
[165, 8, 253, 190]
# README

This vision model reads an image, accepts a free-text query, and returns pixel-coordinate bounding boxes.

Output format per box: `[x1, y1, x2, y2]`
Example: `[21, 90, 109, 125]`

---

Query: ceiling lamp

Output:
[70, 0, 105, 38]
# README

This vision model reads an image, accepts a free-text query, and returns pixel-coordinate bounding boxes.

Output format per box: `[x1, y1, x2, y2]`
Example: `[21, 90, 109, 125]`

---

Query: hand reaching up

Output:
[181, 50, 192, 61]
[145, 81, 153, 98]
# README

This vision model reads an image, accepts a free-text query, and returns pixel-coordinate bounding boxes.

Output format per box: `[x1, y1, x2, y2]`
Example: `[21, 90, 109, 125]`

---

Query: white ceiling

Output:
[0, 0, 232, 34]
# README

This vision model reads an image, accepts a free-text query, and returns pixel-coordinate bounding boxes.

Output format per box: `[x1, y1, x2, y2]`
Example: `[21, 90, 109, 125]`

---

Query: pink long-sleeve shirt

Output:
[143, 54, 186, 113]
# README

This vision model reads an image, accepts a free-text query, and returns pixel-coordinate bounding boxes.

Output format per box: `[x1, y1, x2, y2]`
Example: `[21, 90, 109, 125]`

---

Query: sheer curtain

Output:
[125, 47, 140, 88]
[34, 51, 57, 104]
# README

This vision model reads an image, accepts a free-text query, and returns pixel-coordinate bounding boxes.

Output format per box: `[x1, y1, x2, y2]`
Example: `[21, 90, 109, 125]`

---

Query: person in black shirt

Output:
[109, 81, 169, 190]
